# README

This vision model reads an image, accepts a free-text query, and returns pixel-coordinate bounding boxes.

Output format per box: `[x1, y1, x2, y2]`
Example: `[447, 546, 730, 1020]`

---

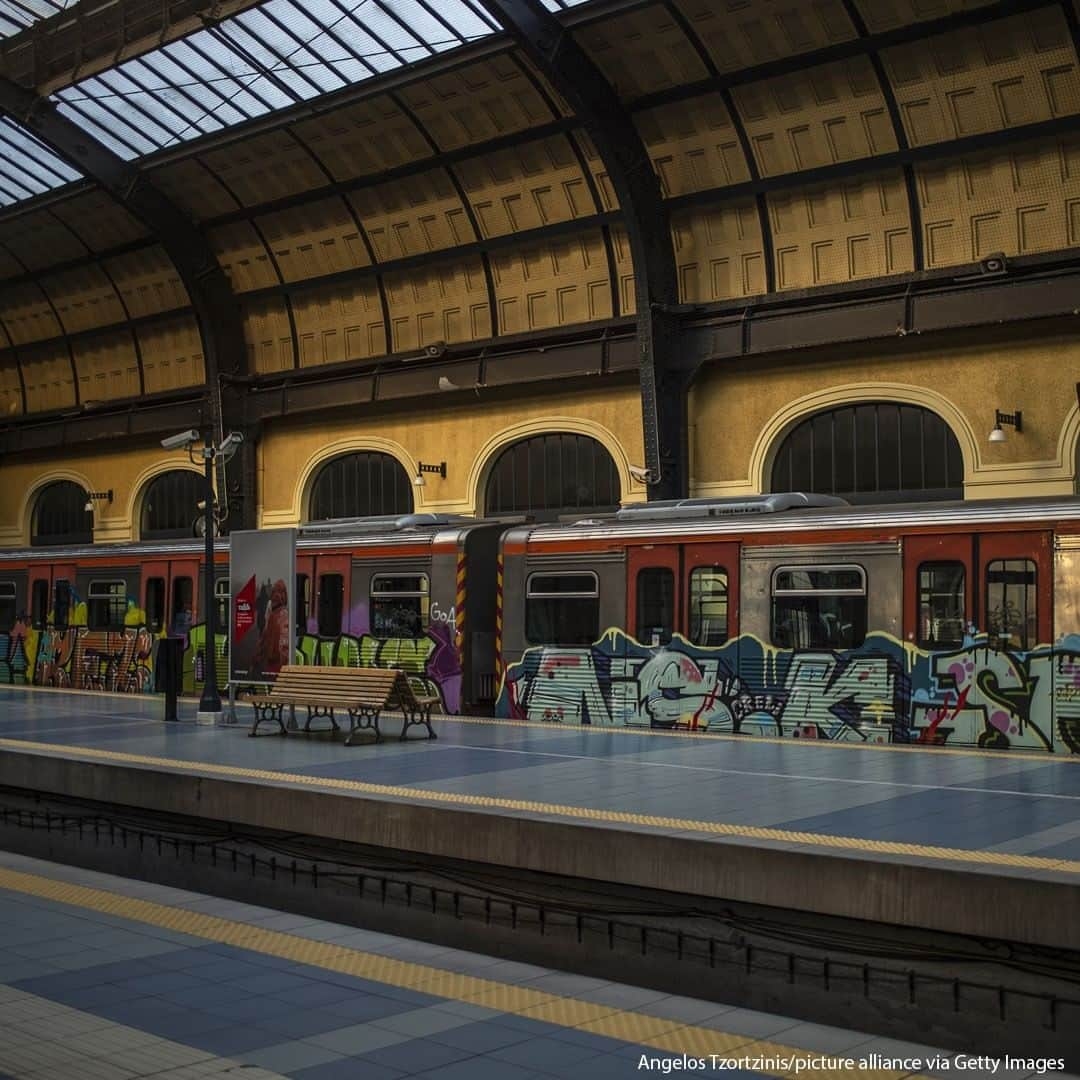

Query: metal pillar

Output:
[198, 438, 222, 723]
[475, 0, 689, 499]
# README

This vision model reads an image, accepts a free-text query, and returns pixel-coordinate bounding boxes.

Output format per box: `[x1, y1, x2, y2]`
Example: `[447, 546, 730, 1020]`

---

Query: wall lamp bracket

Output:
[413, 461, 447, 487]
[988, 410, 1022, 444]
[84, 489, 113, 511]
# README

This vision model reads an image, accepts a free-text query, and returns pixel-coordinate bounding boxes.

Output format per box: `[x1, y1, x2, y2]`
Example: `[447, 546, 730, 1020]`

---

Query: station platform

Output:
[0, 850, 1023, 1080]
[0, 685, 1079, 952]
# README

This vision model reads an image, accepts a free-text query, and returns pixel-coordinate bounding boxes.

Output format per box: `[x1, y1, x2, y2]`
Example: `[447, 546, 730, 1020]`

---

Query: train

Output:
[1, 492, 1078, 754]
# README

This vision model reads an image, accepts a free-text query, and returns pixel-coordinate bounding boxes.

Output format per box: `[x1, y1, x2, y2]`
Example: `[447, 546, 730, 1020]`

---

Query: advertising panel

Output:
[229, 528, 296, 683]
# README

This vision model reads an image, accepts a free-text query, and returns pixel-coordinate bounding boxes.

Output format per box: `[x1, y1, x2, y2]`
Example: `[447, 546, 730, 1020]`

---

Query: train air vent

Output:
[299, 513, 467, 537]
[613, 493, 849, 521]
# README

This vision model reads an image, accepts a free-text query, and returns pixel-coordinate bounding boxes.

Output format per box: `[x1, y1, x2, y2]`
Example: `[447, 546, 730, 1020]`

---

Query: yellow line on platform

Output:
[1, 682, 1075, 766]
[1, 736, 1077, 877]
[0, 864, 921, 1080]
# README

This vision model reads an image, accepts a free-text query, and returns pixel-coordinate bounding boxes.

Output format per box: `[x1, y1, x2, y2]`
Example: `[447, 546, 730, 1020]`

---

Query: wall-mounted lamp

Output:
[413, 461, 446, 488]
[83, 489, 113, 512]
[988, 410, 1022, 444]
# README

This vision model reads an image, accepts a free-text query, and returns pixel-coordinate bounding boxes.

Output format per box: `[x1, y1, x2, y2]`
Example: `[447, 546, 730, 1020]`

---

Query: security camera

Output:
[425, 341, 447, 358]
[218, 430, 244, 461]
[161, 429, 200, 451]
[628, 464, 653, 483]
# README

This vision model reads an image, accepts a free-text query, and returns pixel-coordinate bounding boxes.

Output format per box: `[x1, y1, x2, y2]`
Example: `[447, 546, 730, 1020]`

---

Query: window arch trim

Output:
[749, 384, 975, 500]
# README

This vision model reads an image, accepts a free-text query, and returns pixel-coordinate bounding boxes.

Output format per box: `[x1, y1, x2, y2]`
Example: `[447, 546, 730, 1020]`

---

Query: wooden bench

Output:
[248, 665, 439, 745]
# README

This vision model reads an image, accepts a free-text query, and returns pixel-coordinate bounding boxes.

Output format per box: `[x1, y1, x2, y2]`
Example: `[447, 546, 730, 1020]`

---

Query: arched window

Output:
[31, 481, 93, 546]
[485, 433, 620, 520]
[770, 402, 963, 504]
[308, 452, 413, 522]
[141, 470, 204, 539]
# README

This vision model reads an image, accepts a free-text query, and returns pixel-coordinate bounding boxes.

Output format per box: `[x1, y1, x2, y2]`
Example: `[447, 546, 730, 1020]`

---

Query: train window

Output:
[31, 580, 48, 629]
[88, 581, 127, 631]
[370, 575, 428, 639]
[318, 574, 344, 637]
[986, 559, 1037, 650]
[635, 568, 674, 646]
[54, 580, 71, 631]
[215, 579, 229, 632]
[917, 562, 965, 649]
[526, 572, 599, 645]
[689, 567, 728, 646]
[295, 574, 310, 632]
[145, 578, 166, 634]
[171, 577, 193, 636]
[771, 564, 866, 650]
[0, 582, 15, 631]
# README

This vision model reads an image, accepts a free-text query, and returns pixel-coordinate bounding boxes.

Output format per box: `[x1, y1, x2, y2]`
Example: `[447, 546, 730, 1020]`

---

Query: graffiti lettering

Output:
[499, 630, 1080, 754]
[429, 602, 456, 631]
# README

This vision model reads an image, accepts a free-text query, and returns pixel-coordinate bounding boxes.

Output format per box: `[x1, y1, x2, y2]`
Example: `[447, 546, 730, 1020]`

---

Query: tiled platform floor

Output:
[2, 685, 1080, 881]
[0, 851, 1067, 1080]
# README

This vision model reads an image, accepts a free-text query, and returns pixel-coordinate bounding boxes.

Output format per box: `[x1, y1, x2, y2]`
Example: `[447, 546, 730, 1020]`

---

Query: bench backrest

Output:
[268, 665, 399, 705]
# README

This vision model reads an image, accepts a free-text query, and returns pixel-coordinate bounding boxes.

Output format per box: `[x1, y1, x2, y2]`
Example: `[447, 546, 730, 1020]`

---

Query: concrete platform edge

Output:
[0, 747, 1074, 951]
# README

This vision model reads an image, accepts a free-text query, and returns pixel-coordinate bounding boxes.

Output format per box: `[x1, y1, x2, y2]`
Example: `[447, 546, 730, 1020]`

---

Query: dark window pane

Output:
[88, 581, 126, 630]
[141, 470, 204, 539]
[771, 402, 963, 504]
[295, 574, 310, 631]
[0, 582, 15, 631]
[309, 453, 412, 521]
[525, 570, 599, 644]
[32, 482, 92, 545]
[317, 574, 343, 636]
[986, 559, 1037, 650]
[635, 568, 674, 645]
[370, 574, 428, 639]
[171, 577, 193, 636]
[771, 595, 867, 649]
[689, 566, 727, 646]
[146, 577, 166, 634]
[486, 434, 620, 520]
[54, 580, 71, 630]
[917, 562, 966, 648]
[525, 597, 599, 645]
[31, 580, 48, 629]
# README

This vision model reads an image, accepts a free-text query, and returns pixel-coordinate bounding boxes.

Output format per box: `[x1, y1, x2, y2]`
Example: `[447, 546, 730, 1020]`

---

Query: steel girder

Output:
[475, 0, 689, 499]
[0, 75, 256, 528]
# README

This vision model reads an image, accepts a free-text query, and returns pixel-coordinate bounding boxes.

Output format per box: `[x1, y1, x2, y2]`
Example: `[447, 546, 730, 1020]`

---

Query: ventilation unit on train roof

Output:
[299, 513, 469, 537]
[611, 493, 850, 521]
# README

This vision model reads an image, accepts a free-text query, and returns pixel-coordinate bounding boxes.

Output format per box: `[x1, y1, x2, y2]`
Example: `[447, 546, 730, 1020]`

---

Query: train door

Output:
[904, 530, 1054, 749]
[628, 545, 679, 645]
[627, 542, 739, 646]
[28, 563, 77, 629]
[300, 554, 351, 647]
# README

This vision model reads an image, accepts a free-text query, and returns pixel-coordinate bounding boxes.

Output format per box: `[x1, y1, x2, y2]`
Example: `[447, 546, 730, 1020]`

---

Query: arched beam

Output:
[0, 75, 255, 528]
[474, 0, 687, 499]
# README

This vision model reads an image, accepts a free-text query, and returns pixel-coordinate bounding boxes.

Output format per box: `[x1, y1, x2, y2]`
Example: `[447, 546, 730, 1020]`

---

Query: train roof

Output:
[518, 493, 1080, 544]
[0, 513, 497, 562]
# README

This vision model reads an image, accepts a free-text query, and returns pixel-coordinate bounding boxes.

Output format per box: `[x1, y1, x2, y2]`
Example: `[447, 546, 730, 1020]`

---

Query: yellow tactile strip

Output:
[2, 682, 1077, 765]
[0, 865, 922, 1080]
[1, 737, 1078, 877]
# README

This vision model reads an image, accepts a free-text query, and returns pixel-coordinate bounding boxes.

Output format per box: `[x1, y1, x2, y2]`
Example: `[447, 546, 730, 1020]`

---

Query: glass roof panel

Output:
[0, 0, 76, 39]
[44, 0, 504, 159]
[1, 0, 604, 209]
[0, 116, 81, 207]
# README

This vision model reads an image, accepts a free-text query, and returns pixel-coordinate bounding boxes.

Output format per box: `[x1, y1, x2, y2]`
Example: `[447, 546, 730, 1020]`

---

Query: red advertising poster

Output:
[229, 529, 296, 683]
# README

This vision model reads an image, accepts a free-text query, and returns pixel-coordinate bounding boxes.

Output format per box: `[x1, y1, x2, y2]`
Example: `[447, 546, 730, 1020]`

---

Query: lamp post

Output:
[198, 435, 221, 722]
[160, 428, 244, 724]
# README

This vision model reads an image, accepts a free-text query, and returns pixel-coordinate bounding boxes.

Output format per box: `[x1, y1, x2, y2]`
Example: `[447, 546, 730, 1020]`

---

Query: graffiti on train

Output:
[496, 630, 1080, 753]
[294, 621, 460, 714]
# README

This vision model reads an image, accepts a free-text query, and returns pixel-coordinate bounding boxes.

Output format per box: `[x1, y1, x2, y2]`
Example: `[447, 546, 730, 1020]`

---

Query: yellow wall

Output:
[0, 442, 203, 547]
[258, 383, 647, 526]
[2, 322, 1079, 548]
[690, 325, 1080, 500]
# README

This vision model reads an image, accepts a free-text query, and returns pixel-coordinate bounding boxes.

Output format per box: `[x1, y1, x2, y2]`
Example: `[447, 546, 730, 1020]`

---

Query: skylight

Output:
[0, 115, 82, 206]
[0, 0, 77, 39]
